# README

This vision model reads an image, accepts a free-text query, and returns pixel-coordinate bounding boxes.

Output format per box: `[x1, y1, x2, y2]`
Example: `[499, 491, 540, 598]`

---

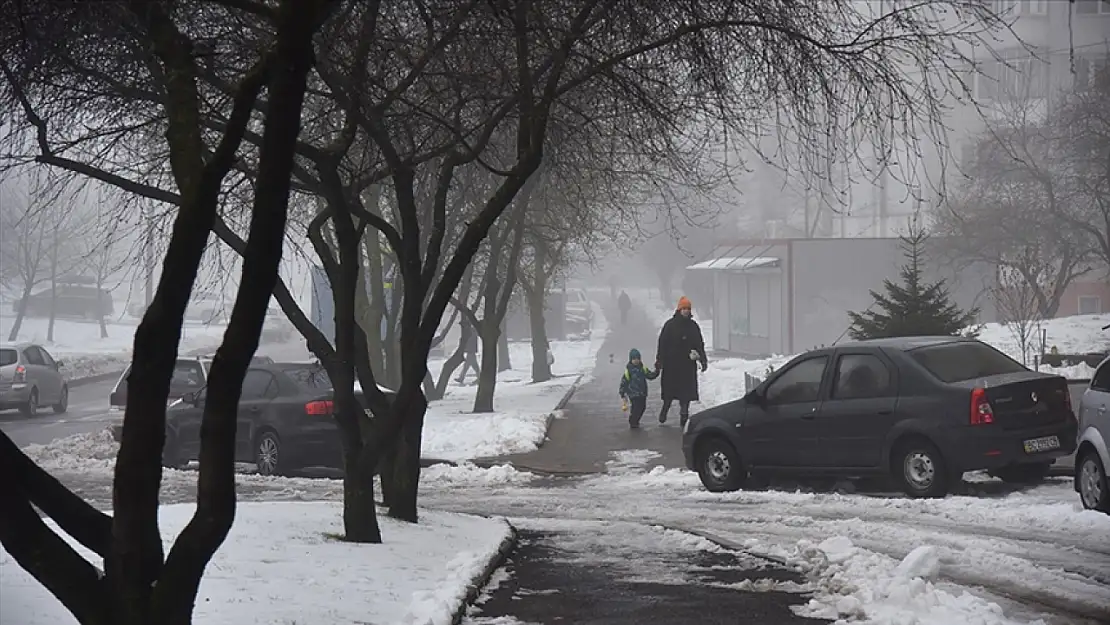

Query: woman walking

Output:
[655, 296, 707, 428]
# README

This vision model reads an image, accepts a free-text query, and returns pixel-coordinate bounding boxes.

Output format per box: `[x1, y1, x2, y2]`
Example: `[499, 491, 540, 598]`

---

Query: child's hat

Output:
[629, 348, 641, 361]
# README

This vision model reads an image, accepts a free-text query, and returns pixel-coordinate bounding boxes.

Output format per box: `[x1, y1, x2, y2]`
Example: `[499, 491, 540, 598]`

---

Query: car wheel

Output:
[1077, 452, 1110, 513]
[695, 437, 746, 492]
[992, 462, 1052, 484]
[254, 431, 283, 476]
[20, 389, 38, 417]
[893, 440, 950, 498]
[53, 385, 68, 414]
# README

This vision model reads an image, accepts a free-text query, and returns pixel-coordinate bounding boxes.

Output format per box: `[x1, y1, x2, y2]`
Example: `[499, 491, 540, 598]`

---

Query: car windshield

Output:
[283, 366, 332, 390]
[910, 341, 1027, 383]
[0, 349, 16, 367]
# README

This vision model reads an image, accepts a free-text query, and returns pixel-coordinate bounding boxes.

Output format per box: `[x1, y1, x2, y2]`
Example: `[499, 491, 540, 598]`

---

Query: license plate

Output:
[1023, 436, 1060, 454]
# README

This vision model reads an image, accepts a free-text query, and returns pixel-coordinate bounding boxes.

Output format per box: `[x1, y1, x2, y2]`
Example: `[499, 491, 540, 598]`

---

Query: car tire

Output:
[20, 389, 38, 417]
[992, 462, 1052, 484]
[162, 431, 183, 469]
[53, 385, 68, 414]
[1077, 451, 1110, 513]
[892, 439, 950, 498]
[695, 437, 746, 492]
[254, 430, 283, 476]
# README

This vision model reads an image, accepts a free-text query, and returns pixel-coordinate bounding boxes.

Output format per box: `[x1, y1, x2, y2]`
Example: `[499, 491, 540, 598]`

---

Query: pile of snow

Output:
[421, 462, 536, 487]
[1, 314, 226, 381]
[1, 502, 511, 625]
[21, 428, 119, 472]
[978, 313, 1107, 378]
[759, 536, 1046, 625]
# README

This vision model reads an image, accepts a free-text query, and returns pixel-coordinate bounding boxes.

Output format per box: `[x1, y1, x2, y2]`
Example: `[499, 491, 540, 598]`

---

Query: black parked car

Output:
[682, 337, 1079, 498]
[163, 362, 382, 476]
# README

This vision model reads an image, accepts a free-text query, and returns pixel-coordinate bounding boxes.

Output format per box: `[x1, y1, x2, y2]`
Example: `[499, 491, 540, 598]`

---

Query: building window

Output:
[1078, 295, 1102, 315]
[1075, 0, 1110, 15]
[976, 52, 1050, 101]
[1074, 55, 1110, 91]
[993, 0, 1048, 16]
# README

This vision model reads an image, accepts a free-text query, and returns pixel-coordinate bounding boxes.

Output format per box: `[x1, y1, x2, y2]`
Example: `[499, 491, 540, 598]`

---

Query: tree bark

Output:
[8, 279, 34, 342]
[384, 391, 427, 522]
[525, 285, 551, 383]
[47, 225, 59, 343]
[97, 275, 109, 339]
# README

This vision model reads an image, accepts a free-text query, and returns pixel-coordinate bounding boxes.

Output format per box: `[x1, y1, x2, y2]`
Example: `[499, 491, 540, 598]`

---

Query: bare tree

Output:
[0, 178, 56, 341]
[0, 2, 337, 624]
[990, 256, 1045, 367]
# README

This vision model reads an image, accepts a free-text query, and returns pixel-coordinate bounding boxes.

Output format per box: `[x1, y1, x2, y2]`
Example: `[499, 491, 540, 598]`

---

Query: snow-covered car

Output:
[1075, 356, 1110, 513]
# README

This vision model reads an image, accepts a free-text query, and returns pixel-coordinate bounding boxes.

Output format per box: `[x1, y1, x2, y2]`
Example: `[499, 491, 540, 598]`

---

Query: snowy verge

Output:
[0, 502, 514, 625]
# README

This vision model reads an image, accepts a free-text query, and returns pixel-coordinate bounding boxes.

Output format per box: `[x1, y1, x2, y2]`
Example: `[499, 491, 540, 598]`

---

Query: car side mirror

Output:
[55, 360, 64, 370]
[181, 391, 196, 404]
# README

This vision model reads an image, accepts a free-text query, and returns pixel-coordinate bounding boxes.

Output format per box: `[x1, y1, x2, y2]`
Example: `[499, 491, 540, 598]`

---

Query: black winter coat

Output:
[656, 312, 707, 402]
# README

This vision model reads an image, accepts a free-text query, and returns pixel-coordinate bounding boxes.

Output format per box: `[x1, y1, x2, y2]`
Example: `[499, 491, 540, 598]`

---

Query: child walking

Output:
[619, 348, 659, 429]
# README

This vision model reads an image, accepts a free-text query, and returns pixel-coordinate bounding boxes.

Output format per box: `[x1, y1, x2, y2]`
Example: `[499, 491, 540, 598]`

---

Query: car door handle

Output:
[878, 409, 893, 415]
[247, 406, 261, 413]
[800, 413, 816, 420]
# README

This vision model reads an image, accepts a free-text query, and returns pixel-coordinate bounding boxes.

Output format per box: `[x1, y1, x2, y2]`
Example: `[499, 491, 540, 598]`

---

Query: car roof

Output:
[0, 342, 35, 350]
[833, 336, 976, 351]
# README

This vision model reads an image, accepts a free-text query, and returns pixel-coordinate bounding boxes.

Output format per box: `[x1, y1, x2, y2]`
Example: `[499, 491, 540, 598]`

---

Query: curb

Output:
[553, 373, 584, 411]
[66, 370, 125, 389]
[451, 518, 518, 625]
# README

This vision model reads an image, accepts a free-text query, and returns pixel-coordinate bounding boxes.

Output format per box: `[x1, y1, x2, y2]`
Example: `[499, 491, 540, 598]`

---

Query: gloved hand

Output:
[688, 349, 699, 361]
[621, 398, 629, 412]
[700, 360, 708, 373]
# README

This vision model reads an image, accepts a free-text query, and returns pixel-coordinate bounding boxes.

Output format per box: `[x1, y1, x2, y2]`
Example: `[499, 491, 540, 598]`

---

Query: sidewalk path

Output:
[484, 296, 689, 474]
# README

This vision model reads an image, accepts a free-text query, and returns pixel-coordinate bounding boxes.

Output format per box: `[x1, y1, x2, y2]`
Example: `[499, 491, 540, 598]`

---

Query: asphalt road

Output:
[0, 377, 119, 447]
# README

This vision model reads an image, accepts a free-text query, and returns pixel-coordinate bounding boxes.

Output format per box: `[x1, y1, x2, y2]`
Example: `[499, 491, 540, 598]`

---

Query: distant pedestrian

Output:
[456, 321, 480, 385]
[617, 290, 632, 326]
[619, 348, 659, 429]
[655, 295, 707, 428]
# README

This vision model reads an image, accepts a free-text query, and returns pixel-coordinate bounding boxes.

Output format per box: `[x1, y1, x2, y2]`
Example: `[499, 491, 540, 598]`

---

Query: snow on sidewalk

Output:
[420, 302, 607, 461]
[1, 502, 512, 625]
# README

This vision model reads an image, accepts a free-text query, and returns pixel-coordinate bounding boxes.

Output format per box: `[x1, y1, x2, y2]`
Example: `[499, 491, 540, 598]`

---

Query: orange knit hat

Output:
[677, 296, 692, 311]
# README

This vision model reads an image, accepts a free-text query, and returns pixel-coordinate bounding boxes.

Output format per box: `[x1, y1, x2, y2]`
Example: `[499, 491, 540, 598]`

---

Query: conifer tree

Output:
[848, 223, 979, 340]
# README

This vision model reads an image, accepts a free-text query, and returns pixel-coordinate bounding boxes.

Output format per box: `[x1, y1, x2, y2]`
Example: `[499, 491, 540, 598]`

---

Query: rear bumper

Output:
[0, 384, 31, 407]
[949, 420, 1078, 472]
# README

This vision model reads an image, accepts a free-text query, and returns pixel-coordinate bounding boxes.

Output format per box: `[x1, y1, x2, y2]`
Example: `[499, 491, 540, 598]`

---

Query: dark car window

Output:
[171, 361, 206, 388]
[283, 366, 332, 391]
[0, 349, 17, 366]
[832, 354, 892, 400]
[241, 370, 276, 401]
[1093, 362, 1110, 393]
[910, 341, 1026, 383]
[37, 347, 56, 368]
[22, 348, 44, 366]
[765, 357, 828, 405]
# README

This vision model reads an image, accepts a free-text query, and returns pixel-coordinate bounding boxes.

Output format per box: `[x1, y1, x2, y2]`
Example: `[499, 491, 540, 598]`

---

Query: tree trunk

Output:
[47, 231, 58, 343]
[526, 285, 551, 382]
[7, 281, 34, 342]
[497, 317, 511, 372]
[472, 320, 499, 413]
[385, 393, 426, 523]
[97, 275, 109, 339]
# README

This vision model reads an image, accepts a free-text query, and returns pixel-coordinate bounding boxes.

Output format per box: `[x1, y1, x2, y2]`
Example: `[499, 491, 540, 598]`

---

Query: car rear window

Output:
[0, 349, 16, 367]
[910, 341, 1027, 383]
[283, 366, 332, 390]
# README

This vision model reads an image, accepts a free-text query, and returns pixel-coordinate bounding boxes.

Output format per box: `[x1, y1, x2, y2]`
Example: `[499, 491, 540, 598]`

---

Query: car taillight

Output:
[13, 365, 25, 383]
[305, 400, 333, 415]
[970, 387, 993, 425]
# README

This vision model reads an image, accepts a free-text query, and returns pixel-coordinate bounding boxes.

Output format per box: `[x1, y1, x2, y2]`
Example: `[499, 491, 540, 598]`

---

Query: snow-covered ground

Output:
[423, 462, 1110, 625]
[418, 302, 607, 460]
[0, 501, 511, 625]
[0, 313, 227, 381]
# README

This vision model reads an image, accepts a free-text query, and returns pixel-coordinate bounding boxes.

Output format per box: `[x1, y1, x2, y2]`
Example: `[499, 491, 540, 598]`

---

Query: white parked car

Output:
[1075, 356, 1110, 513]
[0, 342, 68, 416]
